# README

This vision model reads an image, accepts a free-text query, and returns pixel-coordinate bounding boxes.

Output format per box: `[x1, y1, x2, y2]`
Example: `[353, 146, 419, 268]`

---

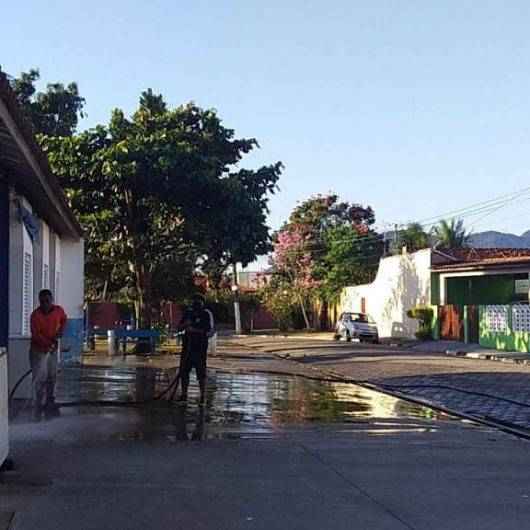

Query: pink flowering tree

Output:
[263, 194, 382, 331]
[270, 224, 319, 329]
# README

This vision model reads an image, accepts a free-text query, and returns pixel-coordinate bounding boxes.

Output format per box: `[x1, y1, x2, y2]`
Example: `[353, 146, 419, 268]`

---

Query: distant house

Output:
[431, 248, 530, 306]
[237, 271, 271, 292]
[0, 72, 84, 465]
[340, 248, 530, 343]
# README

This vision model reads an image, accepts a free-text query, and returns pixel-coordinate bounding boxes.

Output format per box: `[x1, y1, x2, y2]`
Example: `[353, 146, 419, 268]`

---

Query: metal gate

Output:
[440, 305, 464, 340]
[467, 305, 480, 344]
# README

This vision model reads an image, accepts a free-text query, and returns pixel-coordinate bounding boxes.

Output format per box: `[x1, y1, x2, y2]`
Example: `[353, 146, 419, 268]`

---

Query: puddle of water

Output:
[14, 367, 458, 441]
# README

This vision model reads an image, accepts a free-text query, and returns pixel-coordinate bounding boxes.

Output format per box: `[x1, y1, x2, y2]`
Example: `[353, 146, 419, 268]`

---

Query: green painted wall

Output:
[430, 273, 440, 305]
[479, 306, 530, 353]
[446, 275, 522, 306]
[431, 304, 440, 340]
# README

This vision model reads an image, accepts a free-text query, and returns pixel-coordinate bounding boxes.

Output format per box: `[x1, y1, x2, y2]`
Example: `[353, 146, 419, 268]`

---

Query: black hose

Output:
[8, 369, 32, 405]
[8, 364, 184, 416]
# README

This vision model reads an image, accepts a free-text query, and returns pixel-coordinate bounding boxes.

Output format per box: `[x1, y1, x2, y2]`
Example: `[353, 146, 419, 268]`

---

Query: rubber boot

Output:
[44, 398, 61, 419]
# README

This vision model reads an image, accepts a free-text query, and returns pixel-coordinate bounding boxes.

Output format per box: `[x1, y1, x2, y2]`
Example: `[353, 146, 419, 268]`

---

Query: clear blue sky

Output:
[3, 1, 530, 239]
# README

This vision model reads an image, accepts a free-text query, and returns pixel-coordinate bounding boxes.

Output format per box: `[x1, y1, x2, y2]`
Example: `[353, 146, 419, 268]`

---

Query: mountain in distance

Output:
[468, 230, 530, 249]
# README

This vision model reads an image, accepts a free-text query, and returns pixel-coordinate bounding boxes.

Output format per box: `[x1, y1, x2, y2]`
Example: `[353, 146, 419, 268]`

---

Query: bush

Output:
[415, 328, 432, 341]
[407, 306, 434, 341]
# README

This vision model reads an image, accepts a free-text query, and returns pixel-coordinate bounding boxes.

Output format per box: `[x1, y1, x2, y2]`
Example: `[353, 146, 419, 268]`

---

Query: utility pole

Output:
[232, 262, 242, 335]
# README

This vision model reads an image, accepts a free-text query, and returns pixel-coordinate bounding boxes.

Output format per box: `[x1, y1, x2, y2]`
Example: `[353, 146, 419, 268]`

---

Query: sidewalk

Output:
[409, 340, 530, 364]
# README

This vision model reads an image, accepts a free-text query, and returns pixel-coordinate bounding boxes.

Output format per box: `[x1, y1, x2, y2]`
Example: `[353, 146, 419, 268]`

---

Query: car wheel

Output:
[345, 331, 352, 342]
[333, 334, 340, 341]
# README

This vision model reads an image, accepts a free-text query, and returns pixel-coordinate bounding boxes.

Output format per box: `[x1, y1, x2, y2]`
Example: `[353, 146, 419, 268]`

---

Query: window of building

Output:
[55, 271, 60, 304]
[42, 222, 50, 289]
[43, 264, 49, 289]
[22, 251, 33, 336]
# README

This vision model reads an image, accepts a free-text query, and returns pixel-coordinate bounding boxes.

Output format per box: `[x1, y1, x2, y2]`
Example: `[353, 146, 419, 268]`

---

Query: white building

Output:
[0, 72, 84, 467]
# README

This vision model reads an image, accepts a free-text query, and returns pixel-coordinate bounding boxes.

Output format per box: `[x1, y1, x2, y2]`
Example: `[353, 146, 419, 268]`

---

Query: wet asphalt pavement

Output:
[3, 365, 530, 529]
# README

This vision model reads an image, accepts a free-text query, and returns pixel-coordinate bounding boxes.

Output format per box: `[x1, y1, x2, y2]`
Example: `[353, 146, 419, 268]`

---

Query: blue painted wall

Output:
[62, 318, 84, 363]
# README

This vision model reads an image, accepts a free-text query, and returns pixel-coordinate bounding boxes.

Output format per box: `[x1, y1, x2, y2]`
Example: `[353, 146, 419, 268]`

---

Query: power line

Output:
[414, 186, 530, 226]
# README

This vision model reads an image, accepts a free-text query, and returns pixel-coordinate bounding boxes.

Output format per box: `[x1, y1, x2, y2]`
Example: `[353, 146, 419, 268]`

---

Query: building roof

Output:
[0, 71, 82, 239]
[432, 248, 530, 272]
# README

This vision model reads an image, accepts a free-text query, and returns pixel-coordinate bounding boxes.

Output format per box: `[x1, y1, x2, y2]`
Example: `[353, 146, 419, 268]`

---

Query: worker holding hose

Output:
[29, 289, 67, 421]
[178, 294, 212, 404]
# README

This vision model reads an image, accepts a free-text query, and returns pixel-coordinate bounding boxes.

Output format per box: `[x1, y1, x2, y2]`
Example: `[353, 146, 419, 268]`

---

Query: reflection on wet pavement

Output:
[13, 366, 463, 441]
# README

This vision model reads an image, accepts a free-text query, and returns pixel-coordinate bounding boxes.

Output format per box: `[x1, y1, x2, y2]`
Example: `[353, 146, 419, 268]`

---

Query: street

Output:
[3, 343, 530, 530]
[223, 335, 530, 432]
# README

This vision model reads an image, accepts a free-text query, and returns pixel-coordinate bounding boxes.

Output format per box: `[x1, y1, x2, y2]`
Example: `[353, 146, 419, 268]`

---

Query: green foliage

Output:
[415, 328, 433, 341]
[205, 291, 264, 332]
[7, 68, 85, 136]
[39, 90, 281, 325]
[201, 163, 281, 278]
[407, 306, 434, 341]
[398, 223, 430, 253]
[260, 278, 302, 331]
[316, 224, 382, 302]
[432, 218, 469, 249]
[288, 194, 375, 231]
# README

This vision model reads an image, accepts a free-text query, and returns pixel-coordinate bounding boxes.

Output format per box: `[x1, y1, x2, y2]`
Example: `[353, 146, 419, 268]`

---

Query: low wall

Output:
[479, 305, 530, 353]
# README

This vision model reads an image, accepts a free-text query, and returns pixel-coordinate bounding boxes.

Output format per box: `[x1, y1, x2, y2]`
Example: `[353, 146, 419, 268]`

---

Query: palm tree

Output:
[432, 218, 469, 249]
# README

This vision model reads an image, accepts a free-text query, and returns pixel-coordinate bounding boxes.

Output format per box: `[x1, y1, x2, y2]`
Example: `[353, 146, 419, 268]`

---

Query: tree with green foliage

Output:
[41, 91, 281, 325]
[398, 222, 430, 253]
[432, 218, 469, 249]
[316, 224, 383, 303]
[6, 68, 85, 136]
[260, 277, 300, 331]
[201, 164, 281, 285]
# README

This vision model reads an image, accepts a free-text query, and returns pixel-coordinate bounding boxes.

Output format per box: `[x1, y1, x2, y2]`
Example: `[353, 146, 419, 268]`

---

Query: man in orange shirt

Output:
[30, 289, 67, 421]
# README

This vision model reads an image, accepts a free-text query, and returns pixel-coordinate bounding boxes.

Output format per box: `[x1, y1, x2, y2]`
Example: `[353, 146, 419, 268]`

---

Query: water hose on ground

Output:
[8, 364, 184, 417]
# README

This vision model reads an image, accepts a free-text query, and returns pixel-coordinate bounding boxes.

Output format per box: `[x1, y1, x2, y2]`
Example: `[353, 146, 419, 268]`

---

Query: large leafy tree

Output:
[432, 218, 469, 249]
[201, 164, 281, 287]
[6, 68, 85, 136]
[41, 90, 281, 325]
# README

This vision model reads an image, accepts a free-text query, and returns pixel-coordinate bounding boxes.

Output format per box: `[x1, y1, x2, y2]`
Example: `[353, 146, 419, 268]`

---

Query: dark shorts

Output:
[180, 348, 207, 380]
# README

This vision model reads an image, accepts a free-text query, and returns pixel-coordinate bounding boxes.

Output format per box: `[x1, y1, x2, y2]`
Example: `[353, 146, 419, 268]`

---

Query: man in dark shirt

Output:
[178, 294, 211, 404]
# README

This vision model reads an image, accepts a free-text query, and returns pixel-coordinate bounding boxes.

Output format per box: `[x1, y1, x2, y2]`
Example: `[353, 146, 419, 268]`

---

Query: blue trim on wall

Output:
[62, 318, 84, 363]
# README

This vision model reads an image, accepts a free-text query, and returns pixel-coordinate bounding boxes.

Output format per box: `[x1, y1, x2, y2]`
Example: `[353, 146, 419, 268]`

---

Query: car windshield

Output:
[343, 313, 374, 324]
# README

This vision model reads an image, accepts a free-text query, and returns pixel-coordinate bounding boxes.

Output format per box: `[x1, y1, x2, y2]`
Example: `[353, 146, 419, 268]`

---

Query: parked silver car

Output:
[334, 312, 379, 343]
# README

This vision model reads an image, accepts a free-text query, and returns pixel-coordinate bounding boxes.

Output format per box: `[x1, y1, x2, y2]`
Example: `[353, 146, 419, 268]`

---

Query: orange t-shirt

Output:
[30, 305, 67, 353]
